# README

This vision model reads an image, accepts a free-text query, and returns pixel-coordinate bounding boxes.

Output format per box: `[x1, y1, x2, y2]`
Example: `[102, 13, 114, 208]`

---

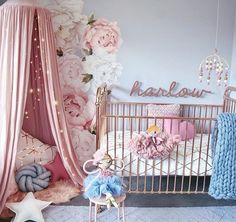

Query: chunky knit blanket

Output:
[209, 113, 236, 199]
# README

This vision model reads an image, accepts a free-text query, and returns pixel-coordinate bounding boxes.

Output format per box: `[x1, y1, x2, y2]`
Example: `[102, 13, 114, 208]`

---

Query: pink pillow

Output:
[44, 152, 70, 182]
[164, 119, 195, 141]
[164, 118, 180, 135]
[146, 104, 181, 129]
[179, 121, 195, 140]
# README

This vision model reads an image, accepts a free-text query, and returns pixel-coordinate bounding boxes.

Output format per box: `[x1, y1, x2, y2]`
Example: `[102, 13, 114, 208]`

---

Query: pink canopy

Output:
[0, 0, 84, 213]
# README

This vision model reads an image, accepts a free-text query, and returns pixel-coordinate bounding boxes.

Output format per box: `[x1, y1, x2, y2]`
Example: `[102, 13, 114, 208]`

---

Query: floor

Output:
[1, 194, 236, 222]
[59, 193, 236, 207]
[42, 205, 236, 222]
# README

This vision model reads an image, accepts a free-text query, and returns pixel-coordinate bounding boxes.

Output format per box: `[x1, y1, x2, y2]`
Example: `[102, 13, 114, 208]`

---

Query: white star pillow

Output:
[6, 192, 51, 222]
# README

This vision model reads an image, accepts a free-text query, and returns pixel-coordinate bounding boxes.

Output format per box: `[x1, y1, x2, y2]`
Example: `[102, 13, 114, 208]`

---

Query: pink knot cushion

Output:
[128, 132, 180, 160]
[164, 119, 195, 141]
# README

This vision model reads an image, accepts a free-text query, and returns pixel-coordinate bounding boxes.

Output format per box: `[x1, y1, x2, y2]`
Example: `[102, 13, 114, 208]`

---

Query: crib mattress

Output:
[101, 131, 212, 176]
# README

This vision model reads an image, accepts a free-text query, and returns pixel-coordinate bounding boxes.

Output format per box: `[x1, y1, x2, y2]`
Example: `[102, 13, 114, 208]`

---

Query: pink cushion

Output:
[179, 121, 195, 140]
[146, 104, 181, 130]
[44, 152, 70, 182]
[164, 119, 195, 141]
[164, 118, 180, 135]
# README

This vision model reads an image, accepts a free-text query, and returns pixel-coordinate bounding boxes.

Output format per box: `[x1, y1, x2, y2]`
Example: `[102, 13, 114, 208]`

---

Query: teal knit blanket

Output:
[209, 113, 236, 199]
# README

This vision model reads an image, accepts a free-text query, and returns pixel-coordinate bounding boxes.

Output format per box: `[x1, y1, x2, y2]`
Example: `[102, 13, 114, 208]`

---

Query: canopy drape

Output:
[0, 2, 84, 213]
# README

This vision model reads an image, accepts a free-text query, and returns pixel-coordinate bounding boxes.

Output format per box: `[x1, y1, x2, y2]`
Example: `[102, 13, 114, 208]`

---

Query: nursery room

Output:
[1, 0, 236, 221]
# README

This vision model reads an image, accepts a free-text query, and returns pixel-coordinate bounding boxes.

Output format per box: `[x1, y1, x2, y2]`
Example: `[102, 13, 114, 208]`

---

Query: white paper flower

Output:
[41, 0, 84, 22]
[58, 54, 90, 93]
[70, 128, 96, 166]
[83, 54, 123, 93]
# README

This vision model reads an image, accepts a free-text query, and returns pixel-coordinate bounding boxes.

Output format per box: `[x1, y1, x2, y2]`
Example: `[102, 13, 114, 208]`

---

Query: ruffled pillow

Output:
[128, 132, 180, 160]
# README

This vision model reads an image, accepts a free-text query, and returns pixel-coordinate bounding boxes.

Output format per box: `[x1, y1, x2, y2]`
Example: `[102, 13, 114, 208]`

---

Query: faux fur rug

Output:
[0, 180, 80, 218]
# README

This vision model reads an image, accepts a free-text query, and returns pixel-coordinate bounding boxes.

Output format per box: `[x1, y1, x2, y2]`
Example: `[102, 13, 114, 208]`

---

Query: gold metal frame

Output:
[96, 85, 236, 194]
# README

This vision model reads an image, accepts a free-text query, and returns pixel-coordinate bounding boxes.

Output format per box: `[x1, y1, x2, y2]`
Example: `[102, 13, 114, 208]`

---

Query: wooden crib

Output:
[95, 85, 236, 194]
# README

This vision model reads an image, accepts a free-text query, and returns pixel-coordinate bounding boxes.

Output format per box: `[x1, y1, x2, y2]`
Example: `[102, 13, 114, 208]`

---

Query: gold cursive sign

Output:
[130, 81, 212, 98]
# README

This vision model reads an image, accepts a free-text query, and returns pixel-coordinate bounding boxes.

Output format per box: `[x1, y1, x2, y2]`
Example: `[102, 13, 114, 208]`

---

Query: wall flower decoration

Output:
[70, 128, 96, 166]
[35, 0, 123, 166]
[58, 54, 90, 93]
[81, 18, 122, 54]
[63, 87, 95, 129]
[83, 53, 122, 93]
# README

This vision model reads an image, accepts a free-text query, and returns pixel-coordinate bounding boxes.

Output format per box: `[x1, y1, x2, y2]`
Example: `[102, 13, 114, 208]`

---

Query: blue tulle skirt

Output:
[83, 173, 124, 199]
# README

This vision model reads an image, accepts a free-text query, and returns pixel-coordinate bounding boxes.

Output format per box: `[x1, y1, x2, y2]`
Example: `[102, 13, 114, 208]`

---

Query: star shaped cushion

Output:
[6, 192, 51, 222]
[44, 152, 70, 182]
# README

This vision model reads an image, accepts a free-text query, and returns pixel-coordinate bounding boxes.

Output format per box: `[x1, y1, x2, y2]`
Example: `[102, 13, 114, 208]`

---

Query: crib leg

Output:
[94, 204, 98, 222]
[122, 201, 126, 222]
[89, 201, 92, 222]
[117, 203, 120, 222]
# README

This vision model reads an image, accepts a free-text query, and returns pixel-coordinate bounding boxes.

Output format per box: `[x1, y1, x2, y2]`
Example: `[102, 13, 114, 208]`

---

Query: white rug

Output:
[43, 205, 236, 222]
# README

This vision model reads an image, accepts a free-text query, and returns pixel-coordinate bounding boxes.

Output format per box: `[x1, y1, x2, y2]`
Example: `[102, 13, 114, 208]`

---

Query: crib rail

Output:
[223, 86, 236, 112]
[95, 85, 236, 194]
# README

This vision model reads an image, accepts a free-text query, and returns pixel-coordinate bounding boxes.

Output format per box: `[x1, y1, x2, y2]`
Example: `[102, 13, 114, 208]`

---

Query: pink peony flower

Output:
[63, 87, 95, 129]
[81, 18, 122, 54]
[70, 128, 96, 166]
[58, 54, 90, 93]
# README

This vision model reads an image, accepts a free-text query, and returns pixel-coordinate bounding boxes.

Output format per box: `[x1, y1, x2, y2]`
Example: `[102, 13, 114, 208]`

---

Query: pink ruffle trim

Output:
[128, 132, 180, 160]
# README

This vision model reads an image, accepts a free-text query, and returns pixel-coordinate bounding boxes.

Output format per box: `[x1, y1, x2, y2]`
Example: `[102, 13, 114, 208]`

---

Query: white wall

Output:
[83, 0, 236, 104]
[1, 0, 236, 104]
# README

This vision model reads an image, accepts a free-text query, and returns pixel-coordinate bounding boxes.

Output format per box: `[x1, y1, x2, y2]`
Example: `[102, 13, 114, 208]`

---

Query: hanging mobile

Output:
[198, 0, 230, 86]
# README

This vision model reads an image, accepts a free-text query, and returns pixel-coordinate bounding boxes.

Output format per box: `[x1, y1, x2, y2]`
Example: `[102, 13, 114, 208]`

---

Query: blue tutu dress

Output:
[83, 171, 124, 199]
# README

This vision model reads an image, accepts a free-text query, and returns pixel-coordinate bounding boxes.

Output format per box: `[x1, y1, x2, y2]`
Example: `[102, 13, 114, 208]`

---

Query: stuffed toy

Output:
[128, 125, 180, 160]
[83, 149, 125, 209]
